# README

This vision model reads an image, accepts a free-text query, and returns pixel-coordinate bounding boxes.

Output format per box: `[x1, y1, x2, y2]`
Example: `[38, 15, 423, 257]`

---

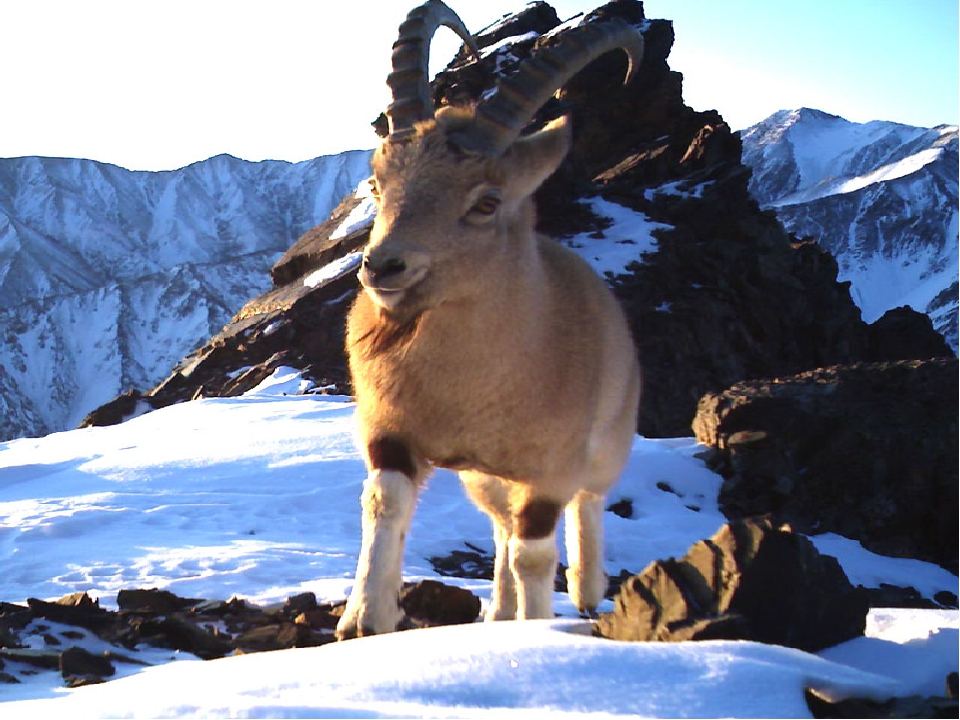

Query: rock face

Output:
[692, 358, 959, 574]
[595, 517, 869, 652]
[87, 0, 951, 439]
[741, 108, 959, 351]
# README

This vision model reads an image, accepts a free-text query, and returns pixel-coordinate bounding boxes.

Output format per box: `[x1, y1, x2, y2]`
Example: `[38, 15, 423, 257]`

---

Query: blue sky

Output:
[2, 0, 957, 170]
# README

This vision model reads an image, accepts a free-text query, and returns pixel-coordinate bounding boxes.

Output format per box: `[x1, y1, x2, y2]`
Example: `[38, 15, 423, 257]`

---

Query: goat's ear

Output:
[501, 115, 571, 200]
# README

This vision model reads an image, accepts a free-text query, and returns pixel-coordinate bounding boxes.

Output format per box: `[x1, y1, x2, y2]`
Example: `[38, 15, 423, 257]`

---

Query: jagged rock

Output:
[429, 543, 496, 580]
[804, 685, 959, 719]
[595, 517, 868, 652]
[0, 582, 481, 686]
[27, 593, 114, 634]
[132, 615, 233, 660]
[867, 306, 954, 361]
[692, 358, 959, 573]
[117, 588, 203, 614]
[400, 580, 482, 628]
[0, 648, 62, 670]
[79, 390, 156, 429]
[59, 646, 115, 680]
[233, 622, 324, 653]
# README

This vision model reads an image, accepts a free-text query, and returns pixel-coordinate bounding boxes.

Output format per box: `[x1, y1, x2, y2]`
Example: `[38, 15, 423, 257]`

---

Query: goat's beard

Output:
[365, 282, 431, 327]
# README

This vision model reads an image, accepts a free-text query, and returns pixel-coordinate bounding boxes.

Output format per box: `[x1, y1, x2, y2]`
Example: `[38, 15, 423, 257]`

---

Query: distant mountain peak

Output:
[741, 109, 958, 351]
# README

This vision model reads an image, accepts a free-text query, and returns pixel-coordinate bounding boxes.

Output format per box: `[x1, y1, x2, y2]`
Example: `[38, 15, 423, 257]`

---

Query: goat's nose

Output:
[362, 254, 407, 282]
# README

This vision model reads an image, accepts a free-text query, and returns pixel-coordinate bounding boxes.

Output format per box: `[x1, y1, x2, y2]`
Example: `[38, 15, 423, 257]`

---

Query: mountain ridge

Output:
[0, 150, 373, 440]
[740, 107, 958, 349]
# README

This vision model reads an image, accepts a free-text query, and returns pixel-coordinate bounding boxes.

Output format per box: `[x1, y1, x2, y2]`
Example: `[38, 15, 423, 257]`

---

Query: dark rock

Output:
[78, 389, 154, 429]
[595, 517, 868, 652]
[804, 686, 959, 719]
[429, 543, 496, 580]
[133, 615, 233, 660]
[59, 646, 115, 680]
[27, 593, 114, 633]
[400, 580, 482, 628]
[692, 358, 959, 574]
[867, 306, 954, 362]
[934, 591, 959, 609]
[861, 584, 941, 610]
[606, 498, 634, 518]
[233, 622, 327, 653]
[293, 604, 343, 633]
[283, 592, 319, 616]
[117, 588, 202, 614]
[0, 648, 62, 670]
[65, 674, 108, 688]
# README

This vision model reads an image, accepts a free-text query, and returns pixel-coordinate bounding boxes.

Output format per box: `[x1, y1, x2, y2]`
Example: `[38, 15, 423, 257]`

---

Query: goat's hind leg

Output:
[460, 472, 517, 621]
[564, 490, 607, 616]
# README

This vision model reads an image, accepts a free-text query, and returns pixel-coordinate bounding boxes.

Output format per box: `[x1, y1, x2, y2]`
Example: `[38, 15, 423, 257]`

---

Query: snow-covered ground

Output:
[1, 368, 956, 717]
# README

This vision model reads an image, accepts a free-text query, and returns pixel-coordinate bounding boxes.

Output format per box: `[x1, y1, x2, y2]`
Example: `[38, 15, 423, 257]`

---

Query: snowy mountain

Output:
[0, 151, 373, 441]
[740, 108, 959, 350]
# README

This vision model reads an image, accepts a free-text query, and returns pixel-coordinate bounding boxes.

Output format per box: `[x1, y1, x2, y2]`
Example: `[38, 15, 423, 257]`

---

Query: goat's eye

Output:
[470, 195, 500, 216]
[368, 179, 380, 199]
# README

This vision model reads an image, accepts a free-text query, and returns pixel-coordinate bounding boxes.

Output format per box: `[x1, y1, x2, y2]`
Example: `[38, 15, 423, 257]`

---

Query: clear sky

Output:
[2, 0, 957, 171]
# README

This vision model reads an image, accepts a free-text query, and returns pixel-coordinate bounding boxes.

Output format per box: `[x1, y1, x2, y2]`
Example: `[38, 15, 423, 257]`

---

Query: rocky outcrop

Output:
[0, 582, 480, 688]
[595, 517, 869, 651]
[692, 358, 959, 573]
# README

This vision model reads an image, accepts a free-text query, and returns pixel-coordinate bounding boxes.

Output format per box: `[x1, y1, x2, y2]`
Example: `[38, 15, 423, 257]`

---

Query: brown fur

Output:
[336, 110, 640, 638]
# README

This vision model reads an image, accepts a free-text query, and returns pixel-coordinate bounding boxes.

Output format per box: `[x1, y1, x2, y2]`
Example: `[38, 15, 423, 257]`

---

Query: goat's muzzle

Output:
[358, 248, 430, 311]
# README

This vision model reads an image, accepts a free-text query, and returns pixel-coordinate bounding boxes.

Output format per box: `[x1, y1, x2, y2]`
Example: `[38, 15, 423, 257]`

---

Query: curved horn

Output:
[458, 18, 644, 156]
[386, 0, 480, 141]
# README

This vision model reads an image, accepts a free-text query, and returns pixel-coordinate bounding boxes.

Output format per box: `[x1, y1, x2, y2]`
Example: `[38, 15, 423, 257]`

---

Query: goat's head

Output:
[358, 0, 644, 317]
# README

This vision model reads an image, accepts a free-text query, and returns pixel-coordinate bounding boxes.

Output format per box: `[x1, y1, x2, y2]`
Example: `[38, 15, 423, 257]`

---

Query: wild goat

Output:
[336, 0, 642, 639]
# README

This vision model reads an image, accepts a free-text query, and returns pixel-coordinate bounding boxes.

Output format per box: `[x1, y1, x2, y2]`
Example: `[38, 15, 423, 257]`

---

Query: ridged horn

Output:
[386, 0, 480, 141]
[458, 18, 644, 156]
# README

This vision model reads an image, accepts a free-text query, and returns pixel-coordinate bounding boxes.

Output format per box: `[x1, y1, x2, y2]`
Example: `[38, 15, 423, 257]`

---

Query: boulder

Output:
[595, 517, 869, 652]
[400, 580, 482, 628]
[692, 358, 958, 573]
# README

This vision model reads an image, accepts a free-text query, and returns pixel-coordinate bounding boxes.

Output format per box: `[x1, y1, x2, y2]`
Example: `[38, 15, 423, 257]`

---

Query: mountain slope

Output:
[740, 108, 959, 350]
[0, 151, 373, 440]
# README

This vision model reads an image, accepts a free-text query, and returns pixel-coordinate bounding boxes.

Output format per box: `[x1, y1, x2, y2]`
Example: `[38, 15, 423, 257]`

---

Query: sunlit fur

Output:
[336, 108, 640, 639]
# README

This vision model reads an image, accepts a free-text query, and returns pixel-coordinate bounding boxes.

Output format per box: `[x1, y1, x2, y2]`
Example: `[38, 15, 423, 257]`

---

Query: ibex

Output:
[336, 0, 642, 639]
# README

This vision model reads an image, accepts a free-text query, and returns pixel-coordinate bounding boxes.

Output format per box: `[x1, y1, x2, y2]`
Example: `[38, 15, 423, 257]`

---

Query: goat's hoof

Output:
[335, 611, 400, 640]
[334, 621, 361, 641]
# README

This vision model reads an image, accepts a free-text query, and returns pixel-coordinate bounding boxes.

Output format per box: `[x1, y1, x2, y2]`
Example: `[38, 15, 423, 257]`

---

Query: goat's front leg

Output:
[337, 439, 422, 640]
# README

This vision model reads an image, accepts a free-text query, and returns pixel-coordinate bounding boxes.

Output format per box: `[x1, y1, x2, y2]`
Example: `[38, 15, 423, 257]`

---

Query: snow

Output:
[0, 368, 956, 717]
[561, 197, 671, 277]
[303, 251, 363, 289]
[329, 178, 377, 242]
[770, 146, 945, 208]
